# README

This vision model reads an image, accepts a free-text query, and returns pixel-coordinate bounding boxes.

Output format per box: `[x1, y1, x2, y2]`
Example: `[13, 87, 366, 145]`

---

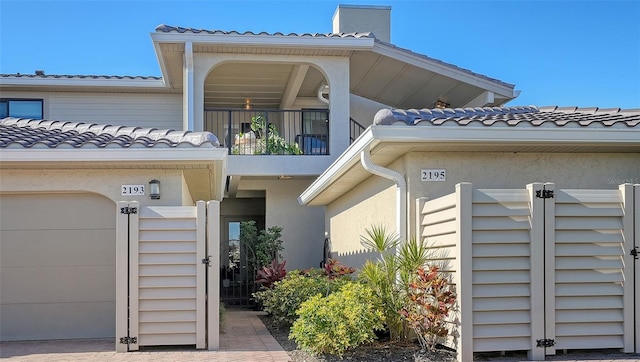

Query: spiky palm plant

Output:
[358, 225, 433, 341]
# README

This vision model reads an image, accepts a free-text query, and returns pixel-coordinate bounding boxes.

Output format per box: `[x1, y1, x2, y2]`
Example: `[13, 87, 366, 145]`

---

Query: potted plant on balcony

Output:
[250, 115, 303, 155]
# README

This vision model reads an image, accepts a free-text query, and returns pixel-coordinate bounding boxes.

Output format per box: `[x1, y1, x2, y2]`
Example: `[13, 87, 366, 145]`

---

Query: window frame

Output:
[0, 98, 44, 119]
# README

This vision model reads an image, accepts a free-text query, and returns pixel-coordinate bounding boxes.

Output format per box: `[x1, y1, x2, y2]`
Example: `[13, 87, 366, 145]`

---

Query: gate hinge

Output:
[202, 256, 212, 266]
[120, 206, 138, 215]
[631, 247, 639, 260]
[536, 339, 555, 348]
[119, 336, 137, 344]
[535, 190, 554, 199]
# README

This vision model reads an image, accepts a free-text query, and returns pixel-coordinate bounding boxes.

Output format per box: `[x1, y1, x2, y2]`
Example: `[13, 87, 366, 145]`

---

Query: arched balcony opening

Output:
[203, 62, 330, 156]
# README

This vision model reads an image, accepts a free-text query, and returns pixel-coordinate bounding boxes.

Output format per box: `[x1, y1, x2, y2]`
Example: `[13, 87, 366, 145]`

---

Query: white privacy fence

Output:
[116, 201, 220, 352]
[417, 183, 639, 362]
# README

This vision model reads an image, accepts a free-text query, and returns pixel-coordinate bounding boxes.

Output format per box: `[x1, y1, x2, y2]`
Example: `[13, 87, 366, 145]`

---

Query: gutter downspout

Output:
[360, 145, 407, 244]
[183, 41, 194, 131]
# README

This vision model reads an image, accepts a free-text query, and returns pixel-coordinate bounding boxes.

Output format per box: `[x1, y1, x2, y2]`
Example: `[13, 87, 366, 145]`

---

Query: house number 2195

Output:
[421, 169, 446, 182]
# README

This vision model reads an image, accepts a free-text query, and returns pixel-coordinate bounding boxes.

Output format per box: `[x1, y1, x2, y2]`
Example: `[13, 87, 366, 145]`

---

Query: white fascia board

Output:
[370, 125, 640, 145]
[372, 42, 516, 98]
[298, 128, 377, 205]
[0, 76, 168, 88]
[151, 32, 375, 50]
[0, 147, 227, 165]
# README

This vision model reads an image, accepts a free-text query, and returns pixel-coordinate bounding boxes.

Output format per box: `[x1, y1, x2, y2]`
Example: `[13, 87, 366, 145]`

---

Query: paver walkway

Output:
[1, 309, 639, 361]
[0, 309, 291, 362]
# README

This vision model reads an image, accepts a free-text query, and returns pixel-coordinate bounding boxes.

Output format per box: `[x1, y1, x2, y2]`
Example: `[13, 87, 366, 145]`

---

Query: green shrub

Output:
[253, 271, 347, 327]
[358, 225, 433, 341]
[289, 282, 384, 356]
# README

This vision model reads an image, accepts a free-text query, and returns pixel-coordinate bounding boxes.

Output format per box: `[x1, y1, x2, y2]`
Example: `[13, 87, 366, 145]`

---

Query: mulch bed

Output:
[258, 314, 456, 362]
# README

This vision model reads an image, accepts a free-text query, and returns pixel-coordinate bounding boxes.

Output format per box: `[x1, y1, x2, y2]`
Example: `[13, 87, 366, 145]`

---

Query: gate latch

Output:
[536, 339, 555, 348]
[535, 190, 554, 199]
[120, 207, 138, 214]
[119, 336, 137, 345]
[631, 247, 639, 260]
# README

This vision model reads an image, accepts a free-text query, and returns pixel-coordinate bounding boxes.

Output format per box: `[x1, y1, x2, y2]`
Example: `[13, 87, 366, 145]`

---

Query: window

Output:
[0, 99, 43, 119]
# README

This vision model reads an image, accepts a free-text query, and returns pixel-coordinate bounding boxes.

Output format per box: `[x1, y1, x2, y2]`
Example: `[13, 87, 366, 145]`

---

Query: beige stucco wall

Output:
[0, 169, 189, 207]
[323, 150, 640, 269]
[237, 178, 325, 270]
[325, 173, 397, 268]
[404, 151, 640, 239]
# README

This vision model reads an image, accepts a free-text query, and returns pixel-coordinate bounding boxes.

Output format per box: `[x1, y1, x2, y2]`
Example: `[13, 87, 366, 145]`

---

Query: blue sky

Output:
[1, 0, 639, 108]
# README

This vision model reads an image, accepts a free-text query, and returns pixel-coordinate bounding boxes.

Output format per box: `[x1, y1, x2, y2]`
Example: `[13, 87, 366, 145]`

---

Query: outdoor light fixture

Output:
[149, 179, 161, 199]
[243, 98, 253, 110]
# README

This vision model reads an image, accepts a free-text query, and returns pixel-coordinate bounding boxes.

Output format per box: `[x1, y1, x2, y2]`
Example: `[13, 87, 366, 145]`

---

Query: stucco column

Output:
[183, 42, 195, 131]
[323, 57, 350, 155]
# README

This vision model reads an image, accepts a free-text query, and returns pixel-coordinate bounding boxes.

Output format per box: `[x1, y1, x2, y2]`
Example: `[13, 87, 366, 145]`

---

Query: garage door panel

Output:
[0, 194, 115, 230]
[0, 193, 116, 341]
[0, 301, 115, 341]
[1, 265, 115, 304]
[0, 229, 115, 267]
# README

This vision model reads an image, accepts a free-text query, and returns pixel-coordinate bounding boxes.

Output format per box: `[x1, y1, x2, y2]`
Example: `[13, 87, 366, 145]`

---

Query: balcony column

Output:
[183, 41, 195, 131]
[322, 57, 350, 155]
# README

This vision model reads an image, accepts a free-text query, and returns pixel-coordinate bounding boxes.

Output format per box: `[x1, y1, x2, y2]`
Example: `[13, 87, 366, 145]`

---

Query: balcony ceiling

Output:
[157, 42, 516, 110]
[204, 63, 326, 109]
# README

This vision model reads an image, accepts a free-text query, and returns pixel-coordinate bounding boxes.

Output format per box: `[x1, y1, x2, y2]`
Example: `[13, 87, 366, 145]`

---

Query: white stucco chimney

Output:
[332, 4, 391, 43]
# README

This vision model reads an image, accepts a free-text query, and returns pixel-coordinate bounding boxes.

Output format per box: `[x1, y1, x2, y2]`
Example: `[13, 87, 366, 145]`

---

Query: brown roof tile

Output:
[0, 118, 220, 149]
[0, 74, 162, 80]
[373, 106, 640, 128]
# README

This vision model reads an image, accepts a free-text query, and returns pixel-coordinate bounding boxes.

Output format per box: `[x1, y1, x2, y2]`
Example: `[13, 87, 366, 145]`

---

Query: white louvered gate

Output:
[417, 183, 638, 362]
[116, 201, 220, 352]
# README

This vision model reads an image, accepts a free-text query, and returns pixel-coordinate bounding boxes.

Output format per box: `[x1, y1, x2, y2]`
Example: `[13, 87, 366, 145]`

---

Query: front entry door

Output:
[116, 201, 220, 352]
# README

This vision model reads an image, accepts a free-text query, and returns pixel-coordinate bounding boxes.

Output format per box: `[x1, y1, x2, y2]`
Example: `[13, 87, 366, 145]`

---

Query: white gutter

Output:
[0, 76, 167, 88]
[0, 147, 227, 164]
[360, 145, 407, 243]
[184, 41, 195, 131]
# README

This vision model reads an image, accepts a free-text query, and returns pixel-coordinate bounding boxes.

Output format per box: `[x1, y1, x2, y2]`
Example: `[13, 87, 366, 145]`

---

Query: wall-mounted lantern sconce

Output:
[149, 179, 161, 199]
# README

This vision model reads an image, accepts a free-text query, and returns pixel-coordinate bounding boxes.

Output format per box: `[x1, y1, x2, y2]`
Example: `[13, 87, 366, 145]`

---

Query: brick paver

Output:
[1, 310, 638, 361]
[0, 309, 291, 362]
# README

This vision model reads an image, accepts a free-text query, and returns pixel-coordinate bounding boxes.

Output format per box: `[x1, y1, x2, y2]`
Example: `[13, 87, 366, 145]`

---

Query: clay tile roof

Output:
[373, 106, 640, 128]
[154, 24, 376, 39]
[0, 73, 162, 80]
[0, 118, 221, 149]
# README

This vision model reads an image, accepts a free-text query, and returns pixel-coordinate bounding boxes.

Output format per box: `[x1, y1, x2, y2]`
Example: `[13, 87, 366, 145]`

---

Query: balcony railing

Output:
[349, 117, 366, 144]
[204, 109, 329, 155]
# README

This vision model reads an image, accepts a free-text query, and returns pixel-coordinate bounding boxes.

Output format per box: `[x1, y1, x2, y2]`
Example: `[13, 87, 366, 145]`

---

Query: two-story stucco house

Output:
[2, 4, 637, 360]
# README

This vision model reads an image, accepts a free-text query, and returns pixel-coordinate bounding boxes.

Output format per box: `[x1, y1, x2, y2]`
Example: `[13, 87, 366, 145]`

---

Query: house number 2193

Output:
[421, 169, 446, 182]
[121, 185, 146, 196]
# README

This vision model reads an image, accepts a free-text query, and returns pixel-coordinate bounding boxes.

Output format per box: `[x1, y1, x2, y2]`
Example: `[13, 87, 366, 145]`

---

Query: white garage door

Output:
[0, 193, 116, 341]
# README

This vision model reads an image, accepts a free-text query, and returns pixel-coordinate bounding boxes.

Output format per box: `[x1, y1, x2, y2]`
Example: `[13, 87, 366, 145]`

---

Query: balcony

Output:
[204, 109, 329, 156]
